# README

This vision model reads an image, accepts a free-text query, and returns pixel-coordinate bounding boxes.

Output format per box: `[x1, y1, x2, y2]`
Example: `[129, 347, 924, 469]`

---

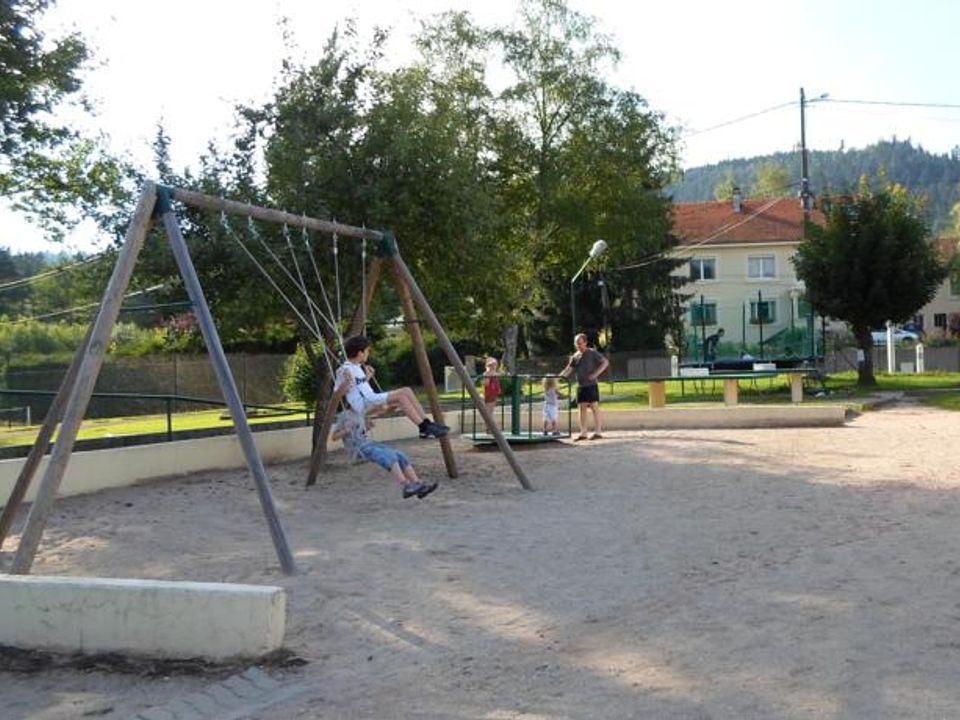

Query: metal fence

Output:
[519, 345, 960, 381]
[2, 353, 289, 420]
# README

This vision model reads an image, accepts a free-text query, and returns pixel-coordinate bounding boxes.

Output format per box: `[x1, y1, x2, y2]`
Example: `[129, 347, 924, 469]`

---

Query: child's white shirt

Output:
[338, 360, 388, 414]
[542, 386, 560, 422]
[543, 387, 559, 408]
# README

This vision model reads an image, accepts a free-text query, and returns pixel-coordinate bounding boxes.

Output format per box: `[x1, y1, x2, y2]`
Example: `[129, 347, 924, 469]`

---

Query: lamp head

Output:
[589, 239, 608, 259]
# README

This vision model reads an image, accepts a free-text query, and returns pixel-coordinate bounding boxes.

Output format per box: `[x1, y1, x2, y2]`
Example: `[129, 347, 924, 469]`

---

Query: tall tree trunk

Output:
[854, 326, 876, 386]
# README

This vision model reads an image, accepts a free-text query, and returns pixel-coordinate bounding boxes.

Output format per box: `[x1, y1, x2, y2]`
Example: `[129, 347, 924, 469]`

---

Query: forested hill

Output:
[668, 139, 960, 235]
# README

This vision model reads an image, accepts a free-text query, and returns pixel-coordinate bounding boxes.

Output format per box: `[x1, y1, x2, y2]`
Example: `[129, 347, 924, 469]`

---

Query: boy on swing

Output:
[337, 335, 449, 439]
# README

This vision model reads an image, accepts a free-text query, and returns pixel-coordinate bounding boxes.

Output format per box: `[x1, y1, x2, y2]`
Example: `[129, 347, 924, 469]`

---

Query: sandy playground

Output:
[4, 399, 960, 719]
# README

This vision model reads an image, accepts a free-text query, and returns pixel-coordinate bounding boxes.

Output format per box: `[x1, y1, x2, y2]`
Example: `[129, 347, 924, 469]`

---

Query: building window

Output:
[690, 302, 718, 326]
[689, 257, 717, 281]
[747, 254, 775, 279]
[934, 313, 947, 329]
[750, 300, 777, 324]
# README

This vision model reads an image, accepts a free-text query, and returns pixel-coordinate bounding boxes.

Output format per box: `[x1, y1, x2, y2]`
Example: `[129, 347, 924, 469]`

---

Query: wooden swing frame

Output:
[0, 181, 531, 577]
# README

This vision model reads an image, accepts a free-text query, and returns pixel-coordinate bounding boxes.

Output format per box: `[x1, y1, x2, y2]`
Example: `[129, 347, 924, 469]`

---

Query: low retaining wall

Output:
[460, 404, 847, 431]
[0, 575, 285, 660]
[1, 405, 846, 503]
[600, 405, 847, 429]
[0, 416, 418, 502]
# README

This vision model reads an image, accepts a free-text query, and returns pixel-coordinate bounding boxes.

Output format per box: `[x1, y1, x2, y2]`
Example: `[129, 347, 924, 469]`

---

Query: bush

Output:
[0, 320, 88, 365]
[281, 343, 321, 405]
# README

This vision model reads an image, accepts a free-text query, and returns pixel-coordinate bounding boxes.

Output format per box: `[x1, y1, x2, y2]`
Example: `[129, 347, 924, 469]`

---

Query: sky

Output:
[4, 0, 960, 254]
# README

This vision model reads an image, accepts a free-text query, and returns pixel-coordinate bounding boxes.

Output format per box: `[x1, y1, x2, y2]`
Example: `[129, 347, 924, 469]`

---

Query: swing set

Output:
[0, 181, 531, 577]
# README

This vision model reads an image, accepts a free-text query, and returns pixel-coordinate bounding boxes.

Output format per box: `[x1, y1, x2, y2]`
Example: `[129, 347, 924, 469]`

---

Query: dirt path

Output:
[4, 402, 960, 719]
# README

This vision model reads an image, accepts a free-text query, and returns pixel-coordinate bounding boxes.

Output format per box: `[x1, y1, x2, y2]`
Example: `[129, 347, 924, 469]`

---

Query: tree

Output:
[713, 170, 737, 201]
[750, 162, 791, 198]
[793, 179, 947, 385]
[1, 0, 139, 243]
[490, 0, 681, 352]
[181, 2, 681, 357]
[0, 0, 87, 156]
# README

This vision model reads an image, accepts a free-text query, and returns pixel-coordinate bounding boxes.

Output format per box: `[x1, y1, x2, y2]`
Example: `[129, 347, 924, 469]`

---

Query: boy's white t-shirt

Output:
[338, 360, 389, 414]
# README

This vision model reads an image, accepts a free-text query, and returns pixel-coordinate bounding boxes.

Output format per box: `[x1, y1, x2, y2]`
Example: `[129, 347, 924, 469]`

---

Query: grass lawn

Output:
[4, 371, 959, 450]
[0, 404, 310, 449]
[443, 372, 960, 412]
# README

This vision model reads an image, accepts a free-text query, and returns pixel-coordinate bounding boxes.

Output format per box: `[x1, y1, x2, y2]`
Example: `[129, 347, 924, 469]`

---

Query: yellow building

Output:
[672, 195, 959, 354]
[914, 238, 960, 337]
[671, 194, 824, 357]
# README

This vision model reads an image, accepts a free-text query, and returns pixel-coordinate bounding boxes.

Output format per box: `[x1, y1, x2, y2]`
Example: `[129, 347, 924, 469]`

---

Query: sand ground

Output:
[3, 400, 960, 719]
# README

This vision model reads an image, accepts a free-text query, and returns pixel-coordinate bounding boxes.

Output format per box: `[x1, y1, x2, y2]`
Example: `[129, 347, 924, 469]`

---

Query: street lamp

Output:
[570, 239, 608, 337]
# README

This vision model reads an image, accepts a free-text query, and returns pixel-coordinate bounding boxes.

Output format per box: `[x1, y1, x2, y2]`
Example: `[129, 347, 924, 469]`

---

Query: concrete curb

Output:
[0, 576, 286, 660]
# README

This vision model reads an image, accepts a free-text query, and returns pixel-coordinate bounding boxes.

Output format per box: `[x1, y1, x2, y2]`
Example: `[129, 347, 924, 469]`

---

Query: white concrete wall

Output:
[0, 416, 419, 502]
[1, 404, 846, 503]
[0, 575, 285, 660]
[461, 404, 846, 431]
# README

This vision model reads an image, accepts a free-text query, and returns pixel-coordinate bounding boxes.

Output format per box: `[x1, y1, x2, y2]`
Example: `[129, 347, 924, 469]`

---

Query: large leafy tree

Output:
[793, 179, 947, 385]
[1, 0, 138, 244]
[490, 0, 681, 352]
[246, 18, 517, 346]
[182, 1, 681, 359]
[0, 0, 87, 156]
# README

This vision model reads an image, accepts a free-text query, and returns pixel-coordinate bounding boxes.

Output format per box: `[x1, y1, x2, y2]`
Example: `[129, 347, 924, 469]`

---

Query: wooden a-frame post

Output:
[6, 182, 298, 575]
[383, 233, 533, 491]
[388, 248, 458, 479]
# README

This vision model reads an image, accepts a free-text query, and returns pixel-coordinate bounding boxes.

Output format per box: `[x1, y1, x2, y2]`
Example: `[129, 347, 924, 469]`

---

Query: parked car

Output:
[871, 328, 920, 345]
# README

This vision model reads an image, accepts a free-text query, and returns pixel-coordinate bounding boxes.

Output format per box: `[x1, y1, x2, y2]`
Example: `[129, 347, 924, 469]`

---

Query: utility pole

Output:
[799, 87, 811, 217]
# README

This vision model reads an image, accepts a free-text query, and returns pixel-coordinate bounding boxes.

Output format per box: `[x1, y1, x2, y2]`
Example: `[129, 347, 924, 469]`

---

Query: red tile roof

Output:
[934, 236, 958, 261]
[672, 196, 826, 246]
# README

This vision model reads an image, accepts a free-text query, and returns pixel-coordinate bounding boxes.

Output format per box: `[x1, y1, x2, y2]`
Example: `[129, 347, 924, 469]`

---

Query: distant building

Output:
[670, 195, 825, 355]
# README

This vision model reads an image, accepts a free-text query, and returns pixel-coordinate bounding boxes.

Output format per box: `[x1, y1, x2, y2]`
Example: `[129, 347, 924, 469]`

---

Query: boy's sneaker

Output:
[402, 482, 427, 499]
[415, 481, 438, 499]
[418, 420, 449, 439]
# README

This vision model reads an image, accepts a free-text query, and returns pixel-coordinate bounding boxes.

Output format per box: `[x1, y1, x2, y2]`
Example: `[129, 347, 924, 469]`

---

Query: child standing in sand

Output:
[482, 357, 503, 423]
[542, 376, 564, 435]
[331, 408, 438, 500]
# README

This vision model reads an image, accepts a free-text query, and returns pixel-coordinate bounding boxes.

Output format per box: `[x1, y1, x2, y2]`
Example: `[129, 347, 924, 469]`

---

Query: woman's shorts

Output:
[577, 384, 600, 404]
[359, 442, 410, 471]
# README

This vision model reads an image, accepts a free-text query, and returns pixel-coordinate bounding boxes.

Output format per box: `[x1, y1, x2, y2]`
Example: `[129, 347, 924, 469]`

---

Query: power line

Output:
[681, 101, 797, 139]
[824, 98, 960, 110]
[0, 251, 111, 293]
[679, 95, 960, 143]
[2, 285, 173, 325]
